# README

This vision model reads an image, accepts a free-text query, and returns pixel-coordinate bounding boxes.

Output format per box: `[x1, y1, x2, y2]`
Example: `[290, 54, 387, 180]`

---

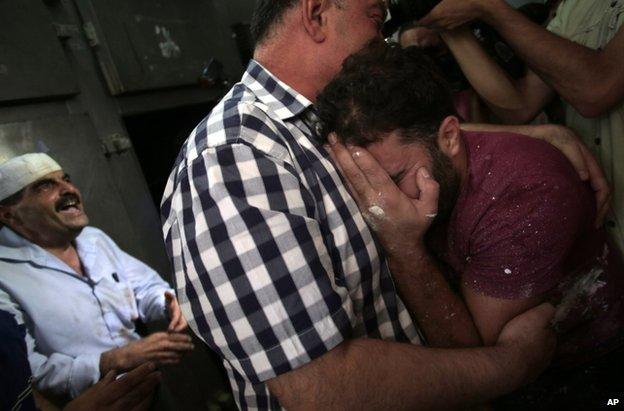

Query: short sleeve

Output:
[546, 1, 566, 37]
[168, 140, 354, 384]
[463, 174, 588, 299]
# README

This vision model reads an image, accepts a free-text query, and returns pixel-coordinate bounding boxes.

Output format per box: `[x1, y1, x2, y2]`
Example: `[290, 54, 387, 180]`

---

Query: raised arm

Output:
[421, 0, 624, 117]
[268, 303, 556, 410]
[327, 135, 481, 348]
[441, 27, 554, 124]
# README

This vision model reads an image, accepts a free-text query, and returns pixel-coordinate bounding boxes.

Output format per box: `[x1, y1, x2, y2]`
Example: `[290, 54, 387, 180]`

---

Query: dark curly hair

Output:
[316, 40, 457, 146]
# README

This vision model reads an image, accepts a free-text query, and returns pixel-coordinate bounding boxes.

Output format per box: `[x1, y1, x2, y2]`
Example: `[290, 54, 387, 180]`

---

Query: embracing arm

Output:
[461, 123, 611, 227]
[268, 303, 556, 410]
[421, 0, 624, 117]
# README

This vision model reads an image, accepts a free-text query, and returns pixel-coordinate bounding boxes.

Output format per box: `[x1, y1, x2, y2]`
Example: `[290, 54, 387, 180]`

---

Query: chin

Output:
[66, 216, 89, 233]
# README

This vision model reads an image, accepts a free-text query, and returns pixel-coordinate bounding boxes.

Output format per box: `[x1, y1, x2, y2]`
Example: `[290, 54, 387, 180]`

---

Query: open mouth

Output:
[55, 196, 82, 215]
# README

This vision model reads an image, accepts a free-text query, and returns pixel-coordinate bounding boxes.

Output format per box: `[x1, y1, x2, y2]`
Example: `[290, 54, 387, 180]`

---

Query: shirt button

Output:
[595, 138, 601, 145]
[607, 220, 616, 228]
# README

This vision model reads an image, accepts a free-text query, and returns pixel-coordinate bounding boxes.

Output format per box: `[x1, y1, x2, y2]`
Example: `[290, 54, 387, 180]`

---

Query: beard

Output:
[429, 144, 460, 224]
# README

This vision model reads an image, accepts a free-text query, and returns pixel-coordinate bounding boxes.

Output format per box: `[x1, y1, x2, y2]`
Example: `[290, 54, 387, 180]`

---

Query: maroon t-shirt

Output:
[440, 131, 624, 366]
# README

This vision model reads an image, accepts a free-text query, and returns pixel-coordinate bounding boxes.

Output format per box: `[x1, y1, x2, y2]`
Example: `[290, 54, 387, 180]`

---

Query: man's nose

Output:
[58, 180, 79, 195]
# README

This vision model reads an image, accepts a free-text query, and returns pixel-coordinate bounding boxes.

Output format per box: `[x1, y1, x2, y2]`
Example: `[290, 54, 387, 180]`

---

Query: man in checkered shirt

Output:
[160, 1, 568, 409]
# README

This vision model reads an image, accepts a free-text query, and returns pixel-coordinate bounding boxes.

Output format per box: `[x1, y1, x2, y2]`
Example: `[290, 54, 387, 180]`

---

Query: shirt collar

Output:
[242, 60, 313, 121]
[0, 226, 100, 280]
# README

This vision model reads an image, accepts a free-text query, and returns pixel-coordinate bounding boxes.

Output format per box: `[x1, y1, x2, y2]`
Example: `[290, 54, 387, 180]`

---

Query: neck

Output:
[254, 39, 334, 103]
[46, 242, 82, 272]
[14, 227, 84, 275]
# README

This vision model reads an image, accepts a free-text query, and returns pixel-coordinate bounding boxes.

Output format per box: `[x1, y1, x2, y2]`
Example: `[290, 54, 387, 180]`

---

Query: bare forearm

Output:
[270, 338, 528, 410]
[442, 29, 523, 112]
[480, 0, 614, 115]
[442, 28, 546, 124]
[388, 247, 481, 348]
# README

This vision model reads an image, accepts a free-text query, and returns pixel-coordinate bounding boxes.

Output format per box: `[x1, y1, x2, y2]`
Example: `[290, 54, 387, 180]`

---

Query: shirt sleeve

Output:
[166, 140, 355, 384]
[463, 174, 587, 299]
[0, 289, 100, 399]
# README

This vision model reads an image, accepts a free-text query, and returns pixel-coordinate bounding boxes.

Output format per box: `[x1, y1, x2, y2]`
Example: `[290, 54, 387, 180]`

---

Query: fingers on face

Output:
[326, 145, 365, 209]
[346, 146, 392, 189]
[334, 146, 376, 200]
[415, 167, 440, 214]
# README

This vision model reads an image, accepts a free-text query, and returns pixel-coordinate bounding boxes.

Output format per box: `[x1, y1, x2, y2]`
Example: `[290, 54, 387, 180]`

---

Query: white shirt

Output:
[0, 226, 172, 398]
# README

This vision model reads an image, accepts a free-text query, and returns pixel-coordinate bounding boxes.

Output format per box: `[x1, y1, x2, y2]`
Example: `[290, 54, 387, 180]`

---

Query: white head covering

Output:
[0, 153, 62, 202]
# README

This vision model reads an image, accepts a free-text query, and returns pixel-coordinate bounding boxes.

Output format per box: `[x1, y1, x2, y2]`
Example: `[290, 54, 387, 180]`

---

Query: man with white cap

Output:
[0, 153, 194, 402]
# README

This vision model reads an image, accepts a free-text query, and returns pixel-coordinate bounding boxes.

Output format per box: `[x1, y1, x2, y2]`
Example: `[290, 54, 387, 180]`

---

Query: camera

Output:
[383, 0, 550, 81]
[383, 0, 441, 38]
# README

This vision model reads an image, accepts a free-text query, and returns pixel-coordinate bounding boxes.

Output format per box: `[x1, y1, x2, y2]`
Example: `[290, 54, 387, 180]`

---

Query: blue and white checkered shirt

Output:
[161, 61, 421, 410]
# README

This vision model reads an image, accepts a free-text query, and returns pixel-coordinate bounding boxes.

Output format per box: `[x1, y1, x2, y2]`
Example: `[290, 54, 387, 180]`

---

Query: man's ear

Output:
[437, 116, 462, 158]
[0, 205, 15, 228]
[302, 0, 332, 42]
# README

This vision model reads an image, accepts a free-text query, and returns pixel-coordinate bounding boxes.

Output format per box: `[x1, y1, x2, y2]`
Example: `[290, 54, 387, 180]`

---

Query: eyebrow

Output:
[31, 178, 55, 190]
[30, 173, 71, 190]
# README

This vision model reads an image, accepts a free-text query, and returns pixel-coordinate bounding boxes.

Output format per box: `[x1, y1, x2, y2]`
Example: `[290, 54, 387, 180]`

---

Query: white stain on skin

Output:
[368, 205, 386, 218]
[362, 205, 387, 232]
[504, 268, 512, 275]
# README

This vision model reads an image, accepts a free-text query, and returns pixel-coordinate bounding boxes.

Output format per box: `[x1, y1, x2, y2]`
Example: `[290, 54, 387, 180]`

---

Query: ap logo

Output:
[608, 399, 620, 406]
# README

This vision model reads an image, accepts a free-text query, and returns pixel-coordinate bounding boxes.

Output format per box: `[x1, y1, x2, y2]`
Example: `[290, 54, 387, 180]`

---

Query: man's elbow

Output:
[571, 81, 623, 118]
[266, 341, 353, 409]
[266, 373, 319, 410]
[574, 98, 614, 118]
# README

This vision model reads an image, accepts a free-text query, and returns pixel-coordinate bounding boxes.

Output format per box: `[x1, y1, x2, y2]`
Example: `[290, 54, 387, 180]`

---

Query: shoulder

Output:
[464, 130, 581, 194]
[181, 83, 291, 167]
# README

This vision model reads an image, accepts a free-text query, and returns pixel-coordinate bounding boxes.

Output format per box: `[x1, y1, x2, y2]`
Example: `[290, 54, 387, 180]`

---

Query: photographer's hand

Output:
[419, 0, 501, 30]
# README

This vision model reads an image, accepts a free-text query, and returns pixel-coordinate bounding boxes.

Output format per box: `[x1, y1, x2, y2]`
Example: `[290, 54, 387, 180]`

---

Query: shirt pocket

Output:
[97, 277, 140, 329]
